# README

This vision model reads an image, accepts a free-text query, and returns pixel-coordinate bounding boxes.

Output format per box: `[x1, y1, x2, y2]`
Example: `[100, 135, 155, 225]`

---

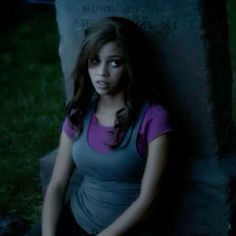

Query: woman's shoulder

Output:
[62, 108, 80, 140]
[62, 117, 79, 140]
[62, 98, 96, 140]
[144, 103, 171, 121]
[139, 102, 174, 143]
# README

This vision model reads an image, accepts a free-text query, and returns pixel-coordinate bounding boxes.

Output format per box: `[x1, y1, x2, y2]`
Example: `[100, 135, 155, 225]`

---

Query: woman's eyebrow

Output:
[106, 55, 124, 59]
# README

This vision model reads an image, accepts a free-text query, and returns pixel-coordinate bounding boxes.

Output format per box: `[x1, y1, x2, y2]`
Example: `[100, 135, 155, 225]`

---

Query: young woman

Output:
[42, 16, 174, 236]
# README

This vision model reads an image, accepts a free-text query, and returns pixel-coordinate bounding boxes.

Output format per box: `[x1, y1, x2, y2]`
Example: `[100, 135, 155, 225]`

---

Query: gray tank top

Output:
[70, 102, 148, 235]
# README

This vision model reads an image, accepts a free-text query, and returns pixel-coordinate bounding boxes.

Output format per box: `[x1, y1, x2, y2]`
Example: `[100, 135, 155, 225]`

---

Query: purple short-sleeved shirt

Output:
[62, 104, 174, 157]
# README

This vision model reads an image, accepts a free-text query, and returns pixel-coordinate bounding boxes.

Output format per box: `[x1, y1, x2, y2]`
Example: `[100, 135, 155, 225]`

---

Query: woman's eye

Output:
[110, 60, 122, 67]
[89, 57, 100, 66]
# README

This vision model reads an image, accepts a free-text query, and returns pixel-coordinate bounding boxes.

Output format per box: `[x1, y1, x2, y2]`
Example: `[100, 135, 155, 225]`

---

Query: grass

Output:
[0, 5, 65, 222]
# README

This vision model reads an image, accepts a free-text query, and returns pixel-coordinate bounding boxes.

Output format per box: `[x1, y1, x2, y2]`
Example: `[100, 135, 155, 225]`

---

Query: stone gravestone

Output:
[40, 0, 236, 235]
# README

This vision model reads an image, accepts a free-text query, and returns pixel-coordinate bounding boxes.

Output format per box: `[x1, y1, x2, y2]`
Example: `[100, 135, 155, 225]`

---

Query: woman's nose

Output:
[97, 63, 109, 76]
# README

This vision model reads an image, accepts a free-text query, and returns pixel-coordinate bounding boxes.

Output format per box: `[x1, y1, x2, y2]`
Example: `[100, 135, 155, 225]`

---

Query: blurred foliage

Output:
[0, 5, 64, 222]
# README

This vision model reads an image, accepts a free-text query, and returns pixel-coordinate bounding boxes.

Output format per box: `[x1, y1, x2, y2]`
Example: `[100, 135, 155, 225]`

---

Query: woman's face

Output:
[88, 41, 127, 97]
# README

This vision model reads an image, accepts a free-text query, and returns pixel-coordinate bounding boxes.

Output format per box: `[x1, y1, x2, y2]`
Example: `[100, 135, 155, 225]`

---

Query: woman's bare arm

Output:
[42, 132, 75, 236]
[97, 134, 170, 236]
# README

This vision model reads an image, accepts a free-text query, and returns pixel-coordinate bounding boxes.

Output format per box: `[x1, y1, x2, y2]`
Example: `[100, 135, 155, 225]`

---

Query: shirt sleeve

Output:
[141, 104, 175, 144]
[62, 117, 78, 140]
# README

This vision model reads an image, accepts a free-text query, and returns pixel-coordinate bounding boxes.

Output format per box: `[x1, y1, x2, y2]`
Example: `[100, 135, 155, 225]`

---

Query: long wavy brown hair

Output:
[66, 16, 161, 147]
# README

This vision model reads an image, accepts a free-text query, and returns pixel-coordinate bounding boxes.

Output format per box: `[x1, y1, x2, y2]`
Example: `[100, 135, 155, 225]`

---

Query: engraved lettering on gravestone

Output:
[74, 19, 93, 29]
[74, 17, 178, 39]
[134, 19, 158, 31]
[82, 4, 171, 17]
[83, 5, 117, 14]
[74, 3, 187, 39]
[121, 6, 171, 16]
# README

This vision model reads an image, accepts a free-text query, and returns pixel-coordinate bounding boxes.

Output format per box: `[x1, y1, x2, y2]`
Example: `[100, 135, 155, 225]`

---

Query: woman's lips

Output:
[96, 80, 109, 89]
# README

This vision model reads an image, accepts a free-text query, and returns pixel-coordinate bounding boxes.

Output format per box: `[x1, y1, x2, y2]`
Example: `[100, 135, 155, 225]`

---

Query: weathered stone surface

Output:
[171, 159, 229, 235]
[55, 0, 234, 159]
[39, 0, 236, 235]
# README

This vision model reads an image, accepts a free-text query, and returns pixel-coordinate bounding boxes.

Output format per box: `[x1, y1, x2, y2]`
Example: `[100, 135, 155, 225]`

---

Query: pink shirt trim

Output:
[62, 104, 174, 157]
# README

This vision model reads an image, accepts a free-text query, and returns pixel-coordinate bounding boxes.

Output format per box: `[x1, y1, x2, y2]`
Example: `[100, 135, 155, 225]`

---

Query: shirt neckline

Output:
[92, 113, 114, 129]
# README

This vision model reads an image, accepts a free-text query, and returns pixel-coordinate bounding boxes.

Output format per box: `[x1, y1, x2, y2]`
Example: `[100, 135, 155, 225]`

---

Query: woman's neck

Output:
[94, 94, 125, 127]
[96, 93, 125, 114]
